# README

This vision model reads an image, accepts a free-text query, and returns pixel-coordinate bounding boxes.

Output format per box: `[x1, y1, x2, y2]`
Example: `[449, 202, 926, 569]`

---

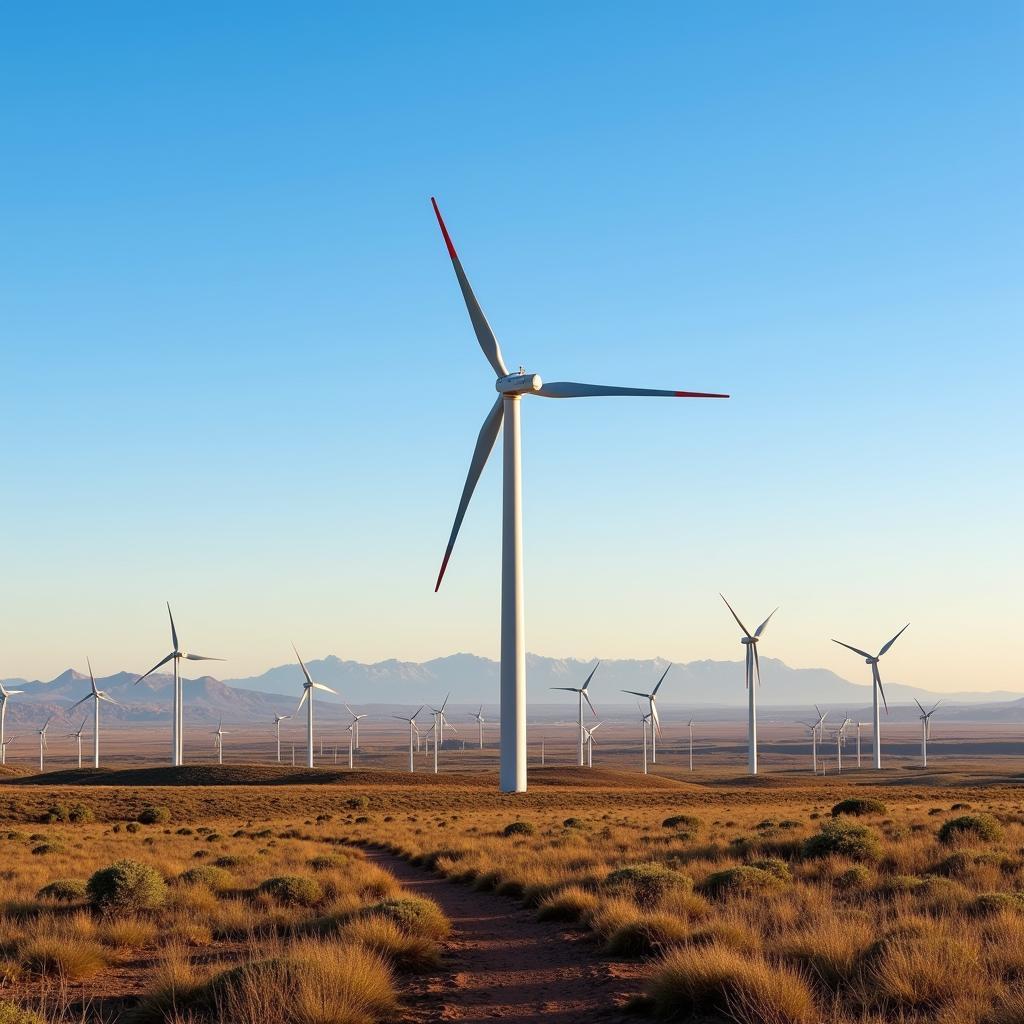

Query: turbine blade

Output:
[873, 663, 889, 713]
[914, 698, 926, 716]
[720, 594, 753, 638]
[311, 682, 337, 694]
[551, 687, 581, 692]
[296, 689, 309, 712]
[753, 644, 762, 686]
[582, 691, 598, 717]
[292, 644, 314, 687]
[99, 694, 120, 705]
[877, 623, 910, 658]
[536, 381, 729, 399]
[831, 639, 873, 660]
[652, 663, 672, 695]
[435, 396, 504, 591]
[430, 198, 508, 377]
[87, 657, 97, 693]
[68, 695, 90, 711]
[754, 608, 778, 637]
[184, 654, 224, 662]
[166, 603, 178, 651]
[580, 661, 600, 690]
[651, 702, 662, 733]
[135, 652, 175, 684]
[621, 690, 650, 698]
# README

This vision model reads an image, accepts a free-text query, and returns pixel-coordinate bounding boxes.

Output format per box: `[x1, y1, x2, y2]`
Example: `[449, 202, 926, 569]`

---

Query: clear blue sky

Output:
[1, 2, 1020, 691]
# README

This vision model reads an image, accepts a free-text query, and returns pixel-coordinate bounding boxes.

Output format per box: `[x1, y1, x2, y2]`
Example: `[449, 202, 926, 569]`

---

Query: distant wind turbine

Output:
[0, 681, 24, 765]
[797, 721, 818, 772]
[622, 664, 671, 764]
[636, 702, 650, 775]
[346, 722, 355, 768]
[273, 713, 291, 763]
[855, 721, 866, 767]
[832, 624, 909, 770]
[135, 604, 224, 766]
[392, 707, 424, 773]
[66, 718, 88, 769]
[68, 658, 120, 768]
[582, 722, 601, 767]
[721, 596, 777, 776]
[834, 718, 852, 773]
[812, 705, 827, 773]
[687, 718, 694, 773]
[429, 694, 455, 747]
[429, 198, 729, 793]
[212, 719, 228, 764]
[471, 706, 486, 749]
[552, 662, 599, 766]
[37, 714, 52, 772]
[344, 704, 367, 749]
[293, 645, 337, 769]
[915, 699, 941, 767]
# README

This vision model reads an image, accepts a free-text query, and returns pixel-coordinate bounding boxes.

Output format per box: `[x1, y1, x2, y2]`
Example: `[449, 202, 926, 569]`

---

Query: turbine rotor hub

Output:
[496, 372, 543, 395]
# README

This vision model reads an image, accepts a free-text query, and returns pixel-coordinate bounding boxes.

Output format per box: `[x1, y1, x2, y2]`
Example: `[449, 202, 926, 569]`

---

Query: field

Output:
[1, 754, 1024, 1024]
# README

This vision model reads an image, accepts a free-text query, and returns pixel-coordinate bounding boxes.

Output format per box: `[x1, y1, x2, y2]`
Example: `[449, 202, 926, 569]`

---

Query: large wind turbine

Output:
[430, 199, 729, 793]
[832, 624, 909, 770]
[273, 713, 291, 763]
[721, 596, 777, 775]
[212, 719, 228, 764]
[392, 707, 424, 773]
[344, 704, 367, 749]
[551, 663, 600, 767]
[135, 604, 224, 766]
[67, 719, 87, 768]
[471, 706, 486, 749]
[68, 659, 120, 768]
[0, 682, 24, 764]
[622, 664, 671, 764]
[915, 699, 941, 767]
[37, 714, 52, 772]
[293, 646, 337, 769]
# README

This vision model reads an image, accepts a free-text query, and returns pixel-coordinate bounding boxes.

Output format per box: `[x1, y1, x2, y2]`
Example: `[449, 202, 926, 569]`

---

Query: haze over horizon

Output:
[1, 5, 1020, 690]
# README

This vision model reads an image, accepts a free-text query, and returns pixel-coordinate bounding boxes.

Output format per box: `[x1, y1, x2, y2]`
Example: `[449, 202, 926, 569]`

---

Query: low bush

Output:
[20, 938, 107, 979]
[360, 897, 450, 940]
[0, 1002, 45, 1024]
[802, 820, 881, 862]
[339, 913, 440, 971]
[604, 864, 691, 905]
[831, 798, 887, 817]
[970, 892, 1024, 916]
[536, 885, 599, 923]
[502, 821, 535, 838]
[938, 814, 1002, 844]
[178, 866, 234, 893]
[258, 875, 323, 907]
[662, 814, 701, 831]
[87, 860, 168, 914]
[36, 878, 87, 903]
[137, 805, 171, 825]
[700, 866, 785, 899]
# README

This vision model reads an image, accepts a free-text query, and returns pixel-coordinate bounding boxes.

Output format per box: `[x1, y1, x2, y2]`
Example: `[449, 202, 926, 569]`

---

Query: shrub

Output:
[345, 796, 370, 810]
[605, 864, 691, 905]
[20, 938, 107, 979]
[0, 1002, 45, 1024]
[69, 803, 95, 823]
[606, 912, 692, 957]
[536, 886, 599, 923]
[834, 866, 872, 891]
[562, 817, 586, 829]
[700, 866, 785, 899]
[137, 805, 171, 825]
[938, 814, 1002, 844]
[30, 842, 64, 856]
[663, 814, 701, 831]
[44, 802, 94, 824]
[36, 878, 87, 903]
[87, 860, 167, 914]
[258, 875, 323, 907]
[339, 914, 440, 972]
[360, 897, 450, 940]
[125, 822, 141, 833]
[502, 821, 534, 837]
[749, 858, 791, 881]
[178, 866, 234, 893]
[831, 798, 887, 817]
[970, 892, 1024, 916]
[802, 820, 881, 862]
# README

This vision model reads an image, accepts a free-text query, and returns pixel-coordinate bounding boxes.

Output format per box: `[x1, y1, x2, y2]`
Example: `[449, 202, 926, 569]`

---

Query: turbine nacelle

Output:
[740, 636, 759, 645]
[495, 372, 542, 395]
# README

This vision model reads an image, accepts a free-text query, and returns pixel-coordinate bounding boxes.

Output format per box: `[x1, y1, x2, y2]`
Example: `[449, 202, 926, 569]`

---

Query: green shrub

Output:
[30, 842, 64, 856]
[87, 860, 167, 914]
[178, 866, 234, 893]
[137, 805, 171, 825]
[831, 798, 887, 817]
[605, 864, 692, 905]
[0, 1001, 45, 1024]
[938, 814, 1002, 844]
[345, 796, 370, 810]
[360, 897, 450, 940]
[258, 875, 323, 907]
[700, 866, 785, 898]
[802, 820, 881, 862]
[562, 817, 586, 829]
[749, 858, 791, 880]
[970, 892, 1024, 916]
[502, 821, 535, 837]
[834, 866, 872, 891]
[36, 879, 87, 903]
[662, 814, 701, 831]
[125, 822, 141, 834]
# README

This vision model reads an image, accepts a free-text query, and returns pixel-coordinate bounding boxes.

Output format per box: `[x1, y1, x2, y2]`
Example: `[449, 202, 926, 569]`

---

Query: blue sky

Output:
[1, 2, 1020, 691]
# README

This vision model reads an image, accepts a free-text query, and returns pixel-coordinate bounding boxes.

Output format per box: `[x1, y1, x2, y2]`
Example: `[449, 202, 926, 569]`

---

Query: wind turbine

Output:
[552, 662, 599, 767]
[721, 596, 777, 776]
[346, 722, 355, 768]
[797, 721, 818, 772]
[429, 694, 454, 747]
[344, 704, 367, 749]
[430, 198, 729, 793]
[0, 682, 24, 764]
[583, 722, 601, 768]
[832, 624, 909, 770]
[135, 604, 224, 766]
[855, 721, 866, 767]
[471, 706, 486, 749]
[66, 719, 88, 768]
[0, 735, 15, 764]
[37, 714, 52, 772]
[273, 713, 291, 763]
[834, 718, 851, 773]
[392, 707, 424, 773]
[687, 718, 694, 773]
[68, 658, 120, 768]
[812, 706, 827, 773]
[636, 702, 650, 775]
[212, 719, 228, 764]
[293, 645, 337, 769]
[622, 664, 671, 764]
[915, 699, 941, 767]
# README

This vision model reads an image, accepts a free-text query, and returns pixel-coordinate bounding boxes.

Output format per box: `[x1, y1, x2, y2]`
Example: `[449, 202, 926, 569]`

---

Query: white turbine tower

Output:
[855, 721, 866, 767]
[0, 682, 24, 764]
[583, 722, 601, 768]
[834, 718, 851, 773]
[832, 624, 909, 770]
[68, 659, 120, 768]
[0, 735, 15, 764]
[430, 198, 729, 793]
[293, 646, 337, 769]
[135, 604, 224, 766]
[273, 713, 291, 763]
[720, 596, 777, 776]
[37, 714, 52, 772]
[471, 706, 486, 749]
[67, 719, 88, 768]
[622, 664, 671, 764]
[636, 702, 651, 775]
[812, 705, 827, 773]
[915, 699, 941, 767]
[346, 722, 355, 768]
[344, 705, 367, 749]
[687, 718, 695, 772]
[212, 719, 228, 764]
[429, 694, 454, 747]
[551, 662, 600, 766]
[797, 721, 817, 772]
[392, 707, 424, 773]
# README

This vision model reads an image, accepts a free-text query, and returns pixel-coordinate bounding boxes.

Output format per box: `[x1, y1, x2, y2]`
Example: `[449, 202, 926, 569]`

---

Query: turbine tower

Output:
[392, 707, 423, 773]
[622, 664, 671, 764]
[721, 596, 777, 775]
[293, 645, 337, 769]
[813, 705, 827, 773]
[0, 682, 24, 764]
[273, 713, 291, 763]
[37, 714, 52, 772]
[636, 702, 651, 775]
[67, 719, 87, 768]
[551, 662, 599, 766]
[135, 604, 224, 766]
[68, 659, 120, 768]
[583, 722, 601, 768]
[429, 694, 454, 747]
[797, 721, 817, 773]
[471, 706, 486, 749]
[915, 699, 941, 767]
[0, 735, 15, 764]
[346, 722, 355, 768]
[430, 198, 729, 793]
[344, 705, 367, 749]
[832, 624, 909, 770]
[212, 719, 228, 764]
[687, 718, 694, 773]
[835, 718, 852, 772]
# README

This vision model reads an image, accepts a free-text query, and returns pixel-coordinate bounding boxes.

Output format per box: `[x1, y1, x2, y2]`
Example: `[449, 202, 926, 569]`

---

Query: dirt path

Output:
[366, 847, 642, 1023]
